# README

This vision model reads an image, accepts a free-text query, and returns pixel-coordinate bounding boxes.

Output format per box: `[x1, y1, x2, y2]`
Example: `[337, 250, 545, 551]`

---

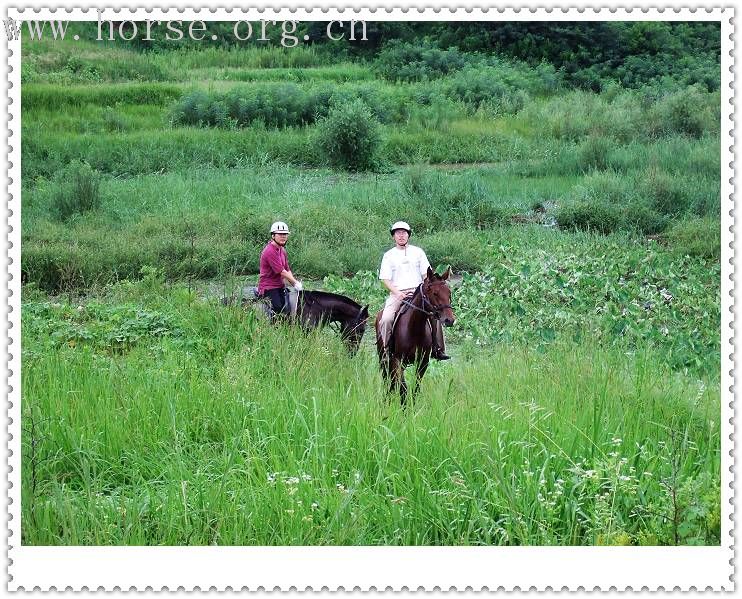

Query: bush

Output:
[444, 66, 530, 112]
[578, 135, 614, 172]
[639, 167, 694, 217]
[558, 171, 672, 235]
[314, 99, 382, 171]
[401, 167, 513, 232]
[556, 200, 624, 234]
[649, 86, 718, 138]
[666, 217, 721, 259]
[375, 40, 469, 82]
[102, 107, 130, 133]
[50, 161, 102, 222]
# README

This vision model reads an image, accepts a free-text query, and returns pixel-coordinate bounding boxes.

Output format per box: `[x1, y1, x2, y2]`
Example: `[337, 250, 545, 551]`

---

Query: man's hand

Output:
[294, 280, 303, 291]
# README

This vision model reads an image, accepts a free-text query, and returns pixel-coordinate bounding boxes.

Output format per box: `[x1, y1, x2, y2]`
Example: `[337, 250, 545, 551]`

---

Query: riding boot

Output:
[431, 320, 451, 361]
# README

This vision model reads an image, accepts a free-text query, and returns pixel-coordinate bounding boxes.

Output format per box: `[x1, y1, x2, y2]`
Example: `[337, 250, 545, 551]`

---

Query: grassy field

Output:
[21, 26, 722, 545]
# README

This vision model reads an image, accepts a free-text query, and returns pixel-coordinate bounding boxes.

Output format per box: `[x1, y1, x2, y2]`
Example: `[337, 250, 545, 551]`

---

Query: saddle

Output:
[287, 288, 299, 317]
[387, 291, 432, 351]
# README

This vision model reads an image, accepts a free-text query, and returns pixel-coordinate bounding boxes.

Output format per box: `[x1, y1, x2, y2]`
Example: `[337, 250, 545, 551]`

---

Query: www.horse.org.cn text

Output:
[5, 14, 369, 47]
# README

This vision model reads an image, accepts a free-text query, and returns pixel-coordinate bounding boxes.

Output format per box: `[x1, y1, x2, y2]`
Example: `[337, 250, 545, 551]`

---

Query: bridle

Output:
[400, 281, 453, 321]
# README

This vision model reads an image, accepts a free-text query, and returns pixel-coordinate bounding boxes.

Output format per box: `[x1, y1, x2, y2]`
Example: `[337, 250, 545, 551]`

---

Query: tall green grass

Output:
[21, 165, 576, 290]
[22, 287, 720, 545]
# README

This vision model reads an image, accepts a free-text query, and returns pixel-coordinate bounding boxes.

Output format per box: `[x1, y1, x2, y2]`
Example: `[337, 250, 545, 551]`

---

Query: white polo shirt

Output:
[379, 244, 431, 290]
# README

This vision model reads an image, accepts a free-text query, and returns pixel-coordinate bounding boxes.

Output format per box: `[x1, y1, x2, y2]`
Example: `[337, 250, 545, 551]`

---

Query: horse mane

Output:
[303, 289, 362, 310]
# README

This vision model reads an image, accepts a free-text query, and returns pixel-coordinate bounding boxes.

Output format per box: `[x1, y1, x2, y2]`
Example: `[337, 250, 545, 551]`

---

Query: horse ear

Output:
[442, 267, 451, 280]
[360, 305, 369, 318]
[426, 266, 435, 281]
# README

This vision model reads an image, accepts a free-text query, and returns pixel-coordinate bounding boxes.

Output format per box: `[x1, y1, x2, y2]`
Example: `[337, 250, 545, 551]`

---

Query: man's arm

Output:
[280, 269, 300, 287]
[267, 252, 301, 288]
[382, 279, 407, 300]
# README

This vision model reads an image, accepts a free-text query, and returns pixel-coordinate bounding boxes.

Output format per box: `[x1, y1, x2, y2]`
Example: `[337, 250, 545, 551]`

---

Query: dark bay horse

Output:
[375, 267, 456, 404]
[222, 288, 369, 355]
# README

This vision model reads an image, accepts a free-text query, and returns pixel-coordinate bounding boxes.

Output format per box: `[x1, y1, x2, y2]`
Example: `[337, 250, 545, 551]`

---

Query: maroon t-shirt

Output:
[258, 242, 290, 294]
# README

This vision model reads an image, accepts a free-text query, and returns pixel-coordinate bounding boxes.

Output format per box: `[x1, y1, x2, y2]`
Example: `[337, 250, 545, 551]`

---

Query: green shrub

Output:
[102, 107, 130, 133]
[666, 217, 721, 259]
[49, 161, 102, 222]
[622, 202, 669, 235]
[639, 167, 692, 216]
[556, 200, 624, 234]
[314, 99, 382, 171]
[578, 135, 614, 172]
[649, 86, 718, 138]
[375, 40, 469, 81]
[444, 66, 530, 112]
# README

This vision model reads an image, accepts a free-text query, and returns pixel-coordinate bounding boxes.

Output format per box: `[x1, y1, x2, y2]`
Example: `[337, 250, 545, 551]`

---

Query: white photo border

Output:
[5, 4, 735, 591]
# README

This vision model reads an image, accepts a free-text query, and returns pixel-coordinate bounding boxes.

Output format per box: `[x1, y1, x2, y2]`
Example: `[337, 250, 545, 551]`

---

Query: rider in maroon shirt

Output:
[258, 221, 303, 318]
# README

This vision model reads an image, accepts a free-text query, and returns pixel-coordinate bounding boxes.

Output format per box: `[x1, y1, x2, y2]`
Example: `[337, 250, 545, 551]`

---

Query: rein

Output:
[400, 283, 452, 320]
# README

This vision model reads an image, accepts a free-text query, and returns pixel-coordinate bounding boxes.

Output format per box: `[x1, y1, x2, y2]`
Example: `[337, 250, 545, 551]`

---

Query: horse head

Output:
[344, 304, 369, 356]
[423, 266, 455, 327]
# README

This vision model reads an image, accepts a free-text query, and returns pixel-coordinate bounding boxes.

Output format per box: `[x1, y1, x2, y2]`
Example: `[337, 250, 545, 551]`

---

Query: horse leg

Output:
[398, 363, 409, 407]
[410, 356, 429, 403]
[379, 352, 392, 392]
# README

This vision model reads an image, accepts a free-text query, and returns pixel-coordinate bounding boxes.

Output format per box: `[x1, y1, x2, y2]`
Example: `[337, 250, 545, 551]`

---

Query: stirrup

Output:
[433, 348, 451, 361]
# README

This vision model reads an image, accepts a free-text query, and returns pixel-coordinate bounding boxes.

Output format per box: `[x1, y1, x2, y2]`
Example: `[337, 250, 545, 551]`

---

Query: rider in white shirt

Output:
[378, 221, 450, 360]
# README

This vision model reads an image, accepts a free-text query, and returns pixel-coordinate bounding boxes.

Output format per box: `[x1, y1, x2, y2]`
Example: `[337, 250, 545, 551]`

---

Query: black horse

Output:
[296, 290, 369, 356]
[223, 288, 369, 356]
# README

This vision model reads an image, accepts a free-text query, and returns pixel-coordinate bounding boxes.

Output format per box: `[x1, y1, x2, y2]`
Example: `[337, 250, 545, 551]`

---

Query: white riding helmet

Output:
[270, 221, 290, 235]
[390, 221, 411, 236]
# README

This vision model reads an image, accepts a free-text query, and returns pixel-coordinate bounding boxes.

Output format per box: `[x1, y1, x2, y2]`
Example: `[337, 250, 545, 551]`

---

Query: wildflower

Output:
[311, 502, 319, 510]
[285, 509, 294, 515]
[611, 437, 622, 446]
[451, 475, 466, 487]
[301, 474, 312, 481]
[286, 476, 300, 485]
[302, 515, 313, 523]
